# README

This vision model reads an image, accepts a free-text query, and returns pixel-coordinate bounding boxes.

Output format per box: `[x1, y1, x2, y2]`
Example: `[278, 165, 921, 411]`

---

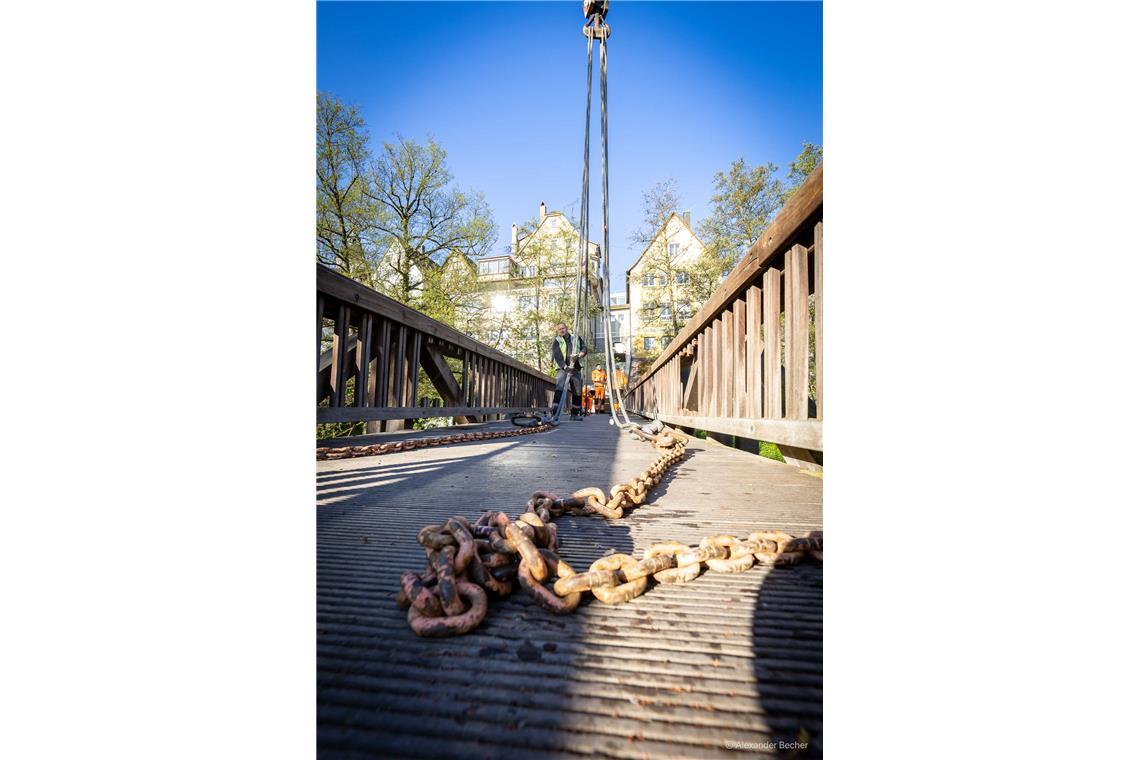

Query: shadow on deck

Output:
[316, 415, 823, 758]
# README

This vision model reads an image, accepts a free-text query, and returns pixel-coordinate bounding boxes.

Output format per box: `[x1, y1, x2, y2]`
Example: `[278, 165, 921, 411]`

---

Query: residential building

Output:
[624, 211, 707, 363]
[473, 201, 603, 371]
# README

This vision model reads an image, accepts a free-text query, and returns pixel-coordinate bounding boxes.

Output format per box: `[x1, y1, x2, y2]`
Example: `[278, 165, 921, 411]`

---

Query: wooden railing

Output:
[627, 164, 823, 466]
[318, 265, 555, 430]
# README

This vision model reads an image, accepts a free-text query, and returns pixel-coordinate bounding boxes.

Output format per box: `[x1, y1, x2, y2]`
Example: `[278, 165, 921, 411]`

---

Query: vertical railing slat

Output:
[786, 244, 810, 419]
[393, 325, 407, 413]
[376, 319, 391, 410]
[355, 313, 372, 408]
[409, 331, 422, 408]
[316, 295, 326, 403]
[331, 303, 350, 408]
[746, 285, 762, 418]
[710, 320, 721, 419]
[733, 298, 746, 418]
[763, 268, 782, 418]
[813, 221, 823, 419]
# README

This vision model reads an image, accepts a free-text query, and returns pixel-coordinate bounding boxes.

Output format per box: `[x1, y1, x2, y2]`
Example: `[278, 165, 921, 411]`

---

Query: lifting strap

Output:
[579, 5, 635, 431]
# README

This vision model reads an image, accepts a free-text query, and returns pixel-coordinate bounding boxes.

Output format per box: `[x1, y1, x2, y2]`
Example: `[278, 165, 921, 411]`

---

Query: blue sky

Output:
[317, 1, 822, 292]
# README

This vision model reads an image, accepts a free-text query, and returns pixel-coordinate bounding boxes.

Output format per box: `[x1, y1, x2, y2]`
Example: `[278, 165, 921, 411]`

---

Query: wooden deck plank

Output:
[317, 414, 823, 758]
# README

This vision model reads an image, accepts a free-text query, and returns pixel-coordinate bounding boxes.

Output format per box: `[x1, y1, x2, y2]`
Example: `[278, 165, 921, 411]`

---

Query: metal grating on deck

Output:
[317, 416, 823, 758]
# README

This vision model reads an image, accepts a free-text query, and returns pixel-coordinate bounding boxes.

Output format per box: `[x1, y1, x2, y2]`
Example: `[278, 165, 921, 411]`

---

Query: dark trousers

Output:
[553, 368, 583, 413]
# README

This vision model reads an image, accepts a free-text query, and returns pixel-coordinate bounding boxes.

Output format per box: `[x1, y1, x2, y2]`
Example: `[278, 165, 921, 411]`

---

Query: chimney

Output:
[683, 210, 691, 227]
[539, 201, 547, 220]
[511, 223, 519, 254]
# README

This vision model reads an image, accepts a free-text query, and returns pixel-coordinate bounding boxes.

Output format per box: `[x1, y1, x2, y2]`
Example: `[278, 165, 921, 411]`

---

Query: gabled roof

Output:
[626, 212, 705, 276]
[383, 240, 478, 271]
[516, 211, 582, 256]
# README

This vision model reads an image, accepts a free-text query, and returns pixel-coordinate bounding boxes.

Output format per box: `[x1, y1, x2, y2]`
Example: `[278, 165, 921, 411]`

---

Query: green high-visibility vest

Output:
[556, 334, 579, 363]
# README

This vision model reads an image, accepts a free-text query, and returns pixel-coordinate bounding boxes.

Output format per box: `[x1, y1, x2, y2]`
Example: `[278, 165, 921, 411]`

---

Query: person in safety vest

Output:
[591, 364, 607, 413]
[551, 322, 586, 419]
[582, 384, 593, 414]
[613, 365, 628, 410]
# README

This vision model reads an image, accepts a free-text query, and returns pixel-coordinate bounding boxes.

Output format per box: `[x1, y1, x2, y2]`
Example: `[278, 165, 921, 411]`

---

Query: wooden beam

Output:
[651, 413, 822, 452]
[318, 265, 551, 383]
[779, 444, 822, 472]
[317, 405, 547, 424]
[627, 163, 822, 390]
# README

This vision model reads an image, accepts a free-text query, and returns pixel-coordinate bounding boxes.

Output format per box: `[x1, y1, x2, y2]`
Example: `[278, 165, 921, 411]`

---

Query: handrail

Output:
[625, 164, 823, 461]
[318, 265, 555, 429]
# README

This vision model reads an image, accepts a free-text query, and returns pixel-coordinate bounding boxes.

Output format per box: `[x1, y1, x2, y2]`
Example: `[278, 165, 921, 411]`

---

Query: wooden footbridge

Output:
[317, 168, 824, 758]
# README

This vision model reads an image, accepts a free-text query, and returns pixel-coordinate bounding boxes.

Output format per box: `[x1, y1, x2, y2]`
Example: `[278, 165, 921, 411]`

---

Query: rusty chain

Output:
[317, 422, 555, 461]
[391, 423, 822, 637]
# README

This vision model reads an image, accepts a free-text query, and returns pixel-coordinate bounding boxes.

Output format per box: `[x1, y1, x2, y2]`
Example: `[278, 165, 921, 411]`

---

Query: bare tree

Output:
[630, 179, 694, 354]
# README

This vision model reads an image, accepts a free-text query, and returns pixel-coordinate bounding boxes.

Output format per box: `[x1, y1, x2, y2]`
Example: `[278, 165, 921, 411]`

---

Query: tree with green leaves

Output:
[782, 141, 823, 203]
[316, 92, 379, 286]
[363, 136, 496, 315]
[628, 179, 698, 354]
[698, 158, 785, 269]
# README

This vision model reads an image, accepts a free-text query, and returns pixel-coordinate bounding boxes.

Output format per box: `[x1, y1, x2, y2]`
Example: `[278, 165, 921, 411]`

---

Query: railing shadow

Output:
[316, 416, 823, 757]
[316, 417, 637, 758]
[750, 562, 824, 757]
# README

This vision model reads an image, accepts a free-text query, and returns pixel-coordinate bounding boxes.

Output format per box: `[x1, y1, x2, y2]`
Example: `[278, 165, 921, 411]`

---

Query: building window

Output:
[543, 278, 561, 288]
[641, 273, 652, 287]
[661, 304, 672, 320]
[678, 303, 692, 319]
[644, 336, 657, 351]
[518, 296, 534, 310]
[675, 271, 689, 285]
[479, 259, 511, 275]
[521, 265, 536, 278]
[668, 243, 680, 257]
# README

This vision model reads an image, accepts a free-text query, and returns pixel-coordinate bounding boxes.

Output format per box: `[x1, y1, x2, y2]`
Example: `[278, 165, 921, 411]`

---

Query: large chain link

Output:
[317, 422, 554, 461]
[551, 531, 824, 604]
[393, 424, 822, 636]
